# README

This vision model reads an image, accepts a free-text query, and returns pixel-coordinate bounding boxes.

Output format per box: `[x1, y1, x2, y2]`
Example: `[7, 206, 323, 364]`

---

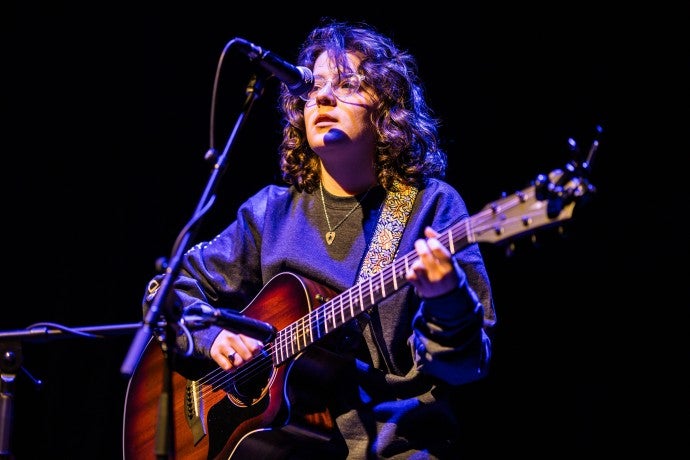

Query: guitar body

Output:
[123, 272, 341, 460]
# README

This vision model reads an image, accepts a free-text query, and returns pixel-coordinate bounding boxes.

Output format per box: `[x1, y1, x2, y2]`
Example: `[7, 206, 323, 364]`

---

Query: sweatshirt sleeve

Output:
[410, 259, 492, 385]
[141, 187, 272, 359]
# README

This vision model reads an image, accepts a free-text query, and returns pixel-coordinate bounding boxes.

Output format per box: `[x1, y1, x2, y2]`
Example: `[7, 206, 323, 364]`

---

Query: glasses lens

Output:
[334, 74, 361, 98]
[300, 77, 326, 101]
[300, 74, 362, 102]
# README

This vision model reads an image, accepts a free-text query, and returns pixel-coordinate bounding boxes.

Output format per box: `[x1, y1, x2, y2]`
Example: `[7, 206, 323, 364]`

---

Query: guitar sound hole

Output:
[226, 351, 275, 407]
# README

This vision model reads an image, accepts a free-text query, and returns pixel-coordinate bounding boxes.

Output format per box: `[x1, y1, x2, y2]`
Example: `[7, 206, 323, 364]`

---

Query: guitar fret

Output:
[368, 277, 375, 305]
[275, 331, 284, 363]
[282, 328, 290, 361]
[317, 305, 327, 334]
[284, 324, 293, 356]
[373, 276, 381, 300]
[304, 319, 310, 346]
[279, 326, 288, 360]
[321, 303, 333, 334]
[331, 299, 339, 329]
[322, 305, 329, 335]
[318, 303, 326, 334]
[345, 289, 352, 319]
[306, 316, 314, 347]
[332, 303, 338, 326]
[379, 271, 386, 298]
[285, 325, 292, 356]
[292, 320, 304, 354]
[313, 308, 324, 340]
[463, 219, 471, 246]
[287, 323, 294, 356]
[288, 325, 294, 354]
[391, 264, 398, 291]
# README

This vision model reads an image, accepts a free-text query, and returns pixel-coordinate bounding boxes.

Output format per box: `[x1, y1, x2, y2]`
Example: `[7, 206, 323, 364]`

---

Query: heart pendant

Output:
[326, 231, 336, 245]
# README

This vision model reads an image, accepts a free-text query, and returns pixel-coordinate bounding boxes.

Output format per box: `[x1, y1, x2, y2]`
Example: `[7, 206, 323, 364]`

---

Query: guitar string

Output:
[191, 188, 534, 397]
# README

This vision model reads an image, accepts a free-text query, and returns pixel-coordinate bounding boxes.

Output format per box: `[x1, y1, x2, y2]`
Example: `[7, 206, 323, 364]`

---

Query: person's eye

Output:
[310, 81, 326, 93]
[339, 75, 361, 92]
[339, 80, 356, 90]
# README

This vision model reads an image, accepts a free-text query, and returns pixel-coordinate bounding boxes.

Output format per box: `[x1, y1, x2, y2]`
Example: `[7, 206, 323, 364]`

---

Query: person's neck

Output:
[320, 163, 377, 197]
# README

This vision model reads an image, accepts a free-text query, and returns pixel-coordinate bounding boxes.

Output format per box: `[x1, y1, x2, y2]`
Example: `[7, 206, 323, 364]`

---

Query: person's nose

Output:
[315, 81, 337, 106]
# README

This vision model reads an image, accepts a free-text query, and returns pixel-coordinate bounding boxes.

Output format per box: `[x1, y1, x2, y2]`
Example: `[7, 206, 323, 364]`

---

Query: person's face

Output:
[303, 51, 377, 162]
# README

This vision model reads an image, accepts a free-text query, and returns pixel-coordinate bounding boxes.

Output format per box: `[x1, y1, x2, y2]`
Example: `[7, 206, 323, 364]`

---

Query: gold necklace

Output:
[319, 181, 374, 245]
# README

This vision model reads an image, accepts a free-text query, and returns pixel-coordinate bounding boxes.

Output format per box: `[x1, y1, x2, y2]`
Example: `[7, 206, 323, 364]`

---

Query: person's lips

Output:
[314, 114, 337, 126]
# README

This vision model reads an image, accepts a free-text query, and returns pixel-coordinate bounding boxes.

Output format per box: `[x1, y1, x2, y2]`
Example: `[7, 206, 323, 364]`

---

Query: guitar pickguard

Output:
[224, 352, 276, 408]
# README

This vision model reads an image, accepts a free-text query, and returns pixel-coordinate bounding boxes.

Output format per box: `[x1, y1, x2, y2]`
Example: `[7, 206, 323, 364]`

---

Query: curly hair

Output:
[278, 19, 447, 193]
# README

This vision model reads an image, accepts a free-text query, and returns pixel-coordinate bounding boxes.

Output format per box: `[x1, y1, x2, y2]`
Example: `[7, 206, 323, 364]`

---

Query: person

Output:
[140, 18, 497, 459]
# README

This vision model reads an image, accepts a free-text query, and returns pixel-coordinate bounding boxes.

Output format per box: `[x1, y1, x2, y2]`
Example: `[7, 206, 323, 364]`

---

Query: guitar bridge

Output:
[185, 379, 207, 445]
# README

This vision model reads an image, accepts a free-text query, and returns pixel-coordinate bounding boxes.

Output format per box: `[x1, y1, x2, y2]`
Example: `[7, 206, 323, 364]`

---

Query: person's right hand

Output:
[210, 330, 264, 371]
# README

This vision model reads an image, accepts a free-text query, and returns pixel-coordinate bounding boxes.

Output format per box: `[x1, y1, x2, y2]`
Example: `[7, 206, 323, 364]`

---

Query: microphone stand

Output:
[120, 72, 267, 460]
[0, 322, 142, 459]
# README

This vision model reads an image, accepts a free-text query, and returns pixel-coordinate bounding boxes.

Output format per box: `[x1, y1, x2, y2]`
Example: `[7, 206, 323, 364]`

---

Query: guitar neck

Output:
[271, 176, 581, 366]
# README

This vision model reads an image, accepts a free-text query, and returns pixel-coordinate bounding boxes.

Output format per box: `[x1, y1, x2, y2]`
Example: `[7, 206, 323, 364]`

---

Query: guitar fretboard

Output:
[270, 179, 576, 367]
[270, 219, 476, 366]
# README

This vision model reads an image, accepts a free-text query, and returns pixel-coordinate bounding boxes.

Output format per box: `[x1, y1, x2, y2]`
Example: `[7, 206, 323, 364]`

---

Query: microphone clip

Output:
[182, 305, 276, 343]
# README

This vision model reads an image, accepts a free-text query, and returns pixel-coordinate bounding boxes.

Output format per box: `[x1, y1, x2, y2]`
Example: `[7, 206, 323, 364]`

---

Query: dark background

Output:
[4, 3, 687, 459]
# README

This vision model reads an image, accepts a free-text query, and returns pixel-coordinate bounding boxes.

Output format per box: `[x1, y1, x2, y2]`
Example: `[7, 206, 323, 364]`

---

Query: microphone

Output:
[232, 37, 314, 97]
[183, 305, 277, 343]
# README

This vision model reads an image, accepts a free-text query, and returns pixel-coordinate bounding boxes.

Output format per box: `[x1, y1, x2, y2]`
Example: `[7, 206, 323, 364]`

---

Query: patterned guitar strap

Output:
[355, 182, 418, 372]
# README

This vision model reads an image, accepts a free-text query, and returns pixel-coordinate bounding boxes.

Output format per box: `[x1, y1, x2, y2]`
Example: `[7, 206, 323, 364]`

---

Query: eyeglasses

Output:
[299, 73, 366, 103]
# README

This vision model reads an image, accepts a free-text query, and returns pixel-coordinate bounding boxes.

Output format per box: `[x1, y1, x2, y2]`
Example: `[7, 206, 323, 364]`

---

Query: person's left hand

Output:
[406, 226, 460, 298]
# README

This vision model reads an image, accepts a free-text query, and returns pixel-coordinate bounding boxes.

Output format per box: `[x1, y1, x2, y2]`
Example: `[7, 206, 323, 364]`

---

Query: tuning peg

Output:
[530, 233, 540, 249]
[204, 148, 218, 163]
[21, 365, 44, 390]
[503, 233, 544, 258]
[155, 257, 169, 272]
[584, 125, 603, 167]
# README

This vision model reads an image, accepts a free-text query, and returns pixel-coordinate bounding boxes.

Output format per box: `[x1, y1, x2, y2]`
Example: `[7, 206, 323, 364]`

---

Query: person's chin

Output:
[323, 128, 349, 144]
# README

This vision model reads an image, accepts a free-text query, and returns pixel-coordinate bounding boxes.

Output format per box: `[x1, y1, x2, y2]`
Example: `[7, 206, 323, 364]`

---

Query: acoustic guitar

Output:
[123, 163, 596, 459]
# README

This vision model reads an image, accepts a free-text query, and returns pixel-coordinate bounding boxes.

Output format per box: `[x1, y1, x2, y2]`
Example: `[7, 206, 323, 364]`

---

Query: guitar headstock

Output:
[472, 127, 600, 245]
